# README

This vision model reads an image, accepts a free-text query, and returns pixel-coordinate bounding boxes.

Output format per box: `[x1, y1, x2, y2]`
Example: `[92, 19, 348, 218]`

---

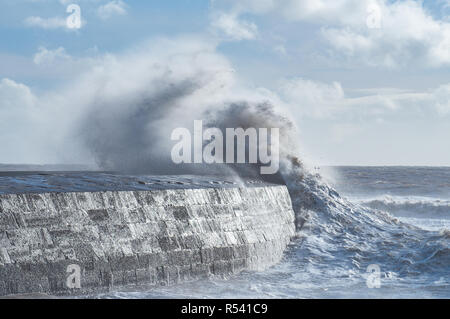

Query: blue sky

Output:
[0, 1, 209, 53]
[0, 0, 450, 166]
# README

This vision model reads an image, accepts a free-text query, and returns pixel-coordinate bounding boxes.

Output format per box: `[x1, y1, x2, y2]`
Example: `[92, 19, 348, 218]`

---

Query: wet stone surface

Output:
[0, 185, 295, 296]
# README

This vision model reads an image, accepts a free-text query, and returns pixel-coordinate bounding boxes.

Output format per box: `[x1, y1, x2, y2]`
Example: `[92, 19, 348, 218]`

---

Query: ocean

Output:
[96, 166, 449, 299]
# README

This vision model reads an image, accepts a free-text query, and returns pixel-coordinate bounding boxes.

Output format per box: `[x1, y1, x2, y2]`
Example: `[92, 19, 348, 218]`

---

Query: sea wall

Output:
[0, 185, 295, 296]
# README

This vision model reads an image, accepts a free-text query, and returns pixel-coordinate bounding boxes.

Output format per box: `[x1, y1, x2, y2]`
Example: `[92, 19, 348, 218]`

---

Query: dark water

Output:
[326, 166, 450, 230]
[0, 172, 278, 194]
[328, 166, 450, 199]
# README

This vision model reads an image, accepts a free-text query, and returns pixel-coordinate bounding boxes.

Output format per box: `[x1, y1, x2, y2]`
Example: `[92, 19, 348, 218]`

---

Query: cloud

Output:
[274, 44, 287, 56]
[24, 16, 67, 29]
[33, 46, 71, 65]
[0, 78, 35, 111]
[24, 3, 85, 30]
[320, 1, 450, 67]
[277, 77, 450, 120]
[213, 0, 368, 25]
[29, 46, 98, 80]
[0, 75, 88, 163]
[0, 79, 40, 163]
[97, 0, 127, 20]
[210, 12, 258, 40]
[213, 0, 450, 67]
[433, 83, 450, 114]
[278, 78, 345, 118]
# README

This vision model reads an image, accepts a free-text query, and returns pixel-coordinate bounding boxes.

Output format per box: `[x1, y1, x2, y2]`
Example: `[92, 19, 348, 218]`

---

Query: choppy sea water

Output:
[328, 167, 450, 232]
[96, 166, 449, 299]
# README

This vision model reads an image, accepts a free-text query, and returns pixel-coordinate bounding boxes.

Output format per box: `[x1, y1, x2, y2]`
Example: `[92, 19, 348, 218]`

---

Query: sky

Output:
[0, 0, 449, 166]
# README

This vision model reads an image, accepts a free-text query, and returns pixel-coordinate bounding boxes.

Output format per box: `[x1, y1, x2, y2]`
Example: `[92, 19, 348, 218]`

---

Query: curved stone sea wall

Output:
[0, 185, 295, 296]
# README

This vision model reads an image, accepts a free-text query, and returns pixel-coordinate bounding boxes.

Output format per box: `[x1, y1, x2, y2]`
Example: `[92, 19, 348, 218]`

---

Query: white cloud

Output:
[97, 0, 127, 20]
[29, 46, 98, 79]
[279, 78, 345, 117]
[24, 16, 67, 29]
[277, 77, 450, 119]
[33, 47, 71, 65]
[214, 0, 450, 67]
[320, 1, 450, 67]
[211, 12, 258, 40]
[274, 44, 287, 55]
[24, 5, 85, 30]
[0, 78, 35, 111]
[433, 83, 450, 114]
[214, 0, 368, 25]
[0, 79, 39, 163]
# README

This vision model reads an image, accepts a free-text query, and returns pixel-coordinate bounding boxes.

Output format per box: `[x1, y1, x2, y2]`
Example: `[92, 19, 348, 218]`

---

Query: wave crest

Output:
[357, 196, 450, 219]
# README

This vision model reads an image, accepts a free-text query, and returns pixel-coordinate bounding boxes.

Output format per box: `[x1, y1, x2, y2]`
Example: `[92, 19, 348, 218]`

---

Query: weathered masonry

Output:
[0, 186, 295, 296]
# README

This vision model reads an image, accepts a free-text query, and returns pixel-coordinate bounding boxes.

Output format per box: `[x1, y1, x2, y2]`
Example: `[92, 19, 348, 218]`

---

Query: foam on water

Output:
[356, 196, 450, 219]
[354, 195, 450, 231]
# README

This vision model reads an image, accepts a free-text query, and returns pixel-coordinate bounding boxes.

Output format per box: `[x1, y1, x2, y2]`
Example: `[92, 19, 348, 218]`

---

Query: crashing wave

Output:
[277, 157, 450, 282]
[355, 196, 450, 219]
